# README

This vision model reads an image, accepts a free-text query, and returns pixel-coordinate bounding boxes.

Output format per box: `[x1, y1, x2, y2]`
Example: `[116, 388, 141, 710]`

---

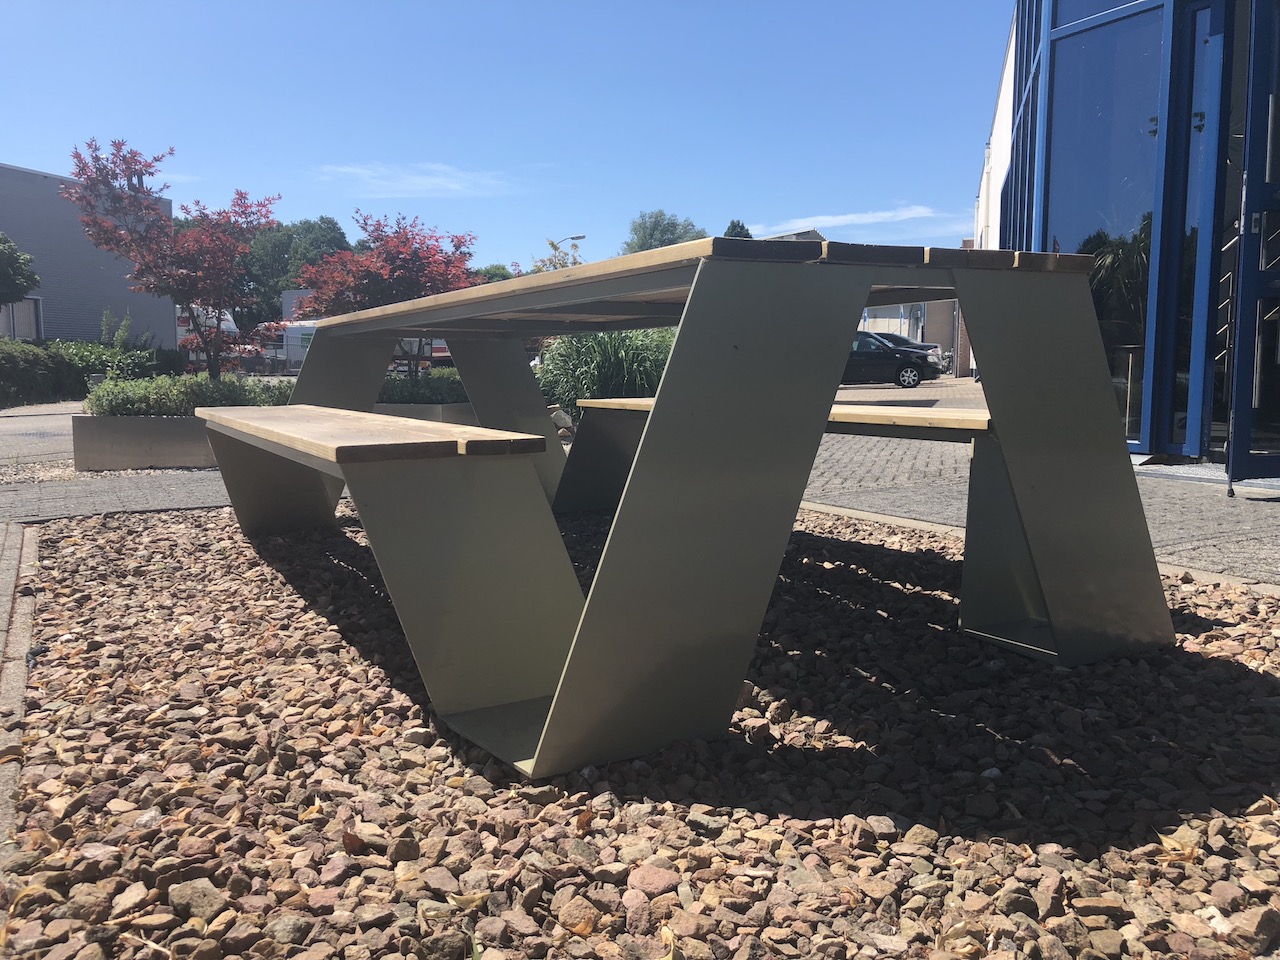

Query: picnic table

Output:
[201, 237, 1172, 778]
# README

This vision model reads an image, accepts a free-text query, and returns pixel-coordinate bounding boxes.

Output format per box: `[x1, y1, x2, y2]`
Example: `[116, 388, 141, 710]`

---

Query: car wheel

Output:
[896, 365, 922, 388]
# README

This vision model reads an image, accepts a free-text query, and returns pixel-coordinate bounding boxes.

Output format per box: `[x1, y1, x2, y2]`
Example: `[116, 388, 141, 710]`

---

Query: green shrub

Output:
[536, 329, 675, 418]
[45, 340, 176, 382]
[0, 339, 60, 406]
[378, 368, 469, 404]
[84, 374, 297, 417]
[152, 348, 186, 375]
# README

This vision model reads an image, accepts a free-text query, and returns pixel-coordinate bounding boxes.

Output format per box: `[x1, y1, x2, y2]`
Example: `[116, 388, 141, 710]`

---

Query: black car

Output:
[841, 330, 945, 388]
[874, 331, 942, 354]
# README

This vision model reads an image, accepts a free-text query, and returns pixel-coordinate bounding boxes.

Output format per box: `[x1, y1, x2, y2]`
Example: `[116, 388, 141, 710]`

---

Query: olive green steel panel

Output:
[289, 327, 395, 411]
[341, 455, 585, 718]
[952, 268, 1171, 663]
[440, 695, 553, 775]
[959, 433, 1052, 655]
[552, 406, 649, 514]
[448, 337, 567, 501]
[206, 430, 342, 536]
[529, 259, 873, 777]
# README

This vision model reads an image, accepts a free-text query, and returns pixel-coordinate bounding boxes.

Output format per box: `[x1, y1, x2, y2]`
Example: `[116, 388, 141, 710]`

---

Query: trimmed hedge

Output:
[536, 329, 675, 418]
[0, 339, 78, 406]
[84, 374, 296, 417]
[82, 367, 469, 417]
[377, 368, 468, 404]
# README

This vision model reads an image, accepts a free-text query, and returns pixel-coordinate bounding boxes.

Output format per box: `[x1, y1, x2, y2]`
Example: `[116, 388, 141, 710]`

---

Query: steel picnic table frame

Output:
[262, 237, 1172, 778]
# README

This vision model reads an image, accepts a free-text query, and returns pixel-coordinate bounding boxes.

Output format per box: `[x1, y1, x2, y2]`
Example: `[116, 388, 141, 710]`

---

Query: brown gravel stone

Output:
[4, 507, 1280, 960]
[626, 864, 682, 898]
[558, 895, 603, 936]
[1231, 906, 1280, 952]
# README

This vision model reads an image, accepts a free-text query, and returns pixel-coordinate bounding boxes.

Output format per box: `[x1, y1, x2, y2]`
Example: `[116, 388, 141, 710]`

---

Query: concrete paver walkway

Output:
[2, 385, 1278, 586]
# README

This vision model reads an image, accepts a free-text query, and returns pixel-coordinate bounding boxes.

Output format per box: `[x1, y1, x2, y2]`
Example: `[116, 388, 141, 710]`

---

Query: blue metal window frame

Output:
[1180, 1, 1230, 455]
[1144, 0, 1229, 456]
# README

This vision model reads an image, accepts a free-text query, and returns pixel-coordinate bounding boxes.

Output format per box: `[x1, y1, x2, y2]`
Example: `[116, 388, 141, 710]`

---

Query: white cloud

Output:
[313, 162, 508, 199]
[751, 204, 973, 247]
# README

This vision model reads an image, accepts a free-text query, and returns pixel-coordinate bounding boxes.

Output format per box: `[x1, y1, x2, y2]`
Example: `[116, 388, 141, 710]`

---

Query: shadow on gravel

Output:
[256, 513, 1280, 860]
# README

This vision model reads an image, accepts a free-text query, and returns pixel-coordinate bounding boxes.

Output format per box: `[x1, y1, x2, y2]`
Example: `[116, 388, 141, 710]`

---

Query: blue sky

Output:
[6, 2, 1014, 271]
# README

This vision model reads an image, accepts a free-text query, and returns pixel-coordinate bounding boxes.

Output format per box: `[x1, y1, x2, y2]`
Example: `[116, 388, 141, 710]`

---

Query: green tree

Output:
[723, 219, 753, 239]
[620, 210, 708, 254]
[244, 217, 351, 325]
[0, 232, 39, 304]
[474, 262, 515, 284]
[529, 238, 585, 273]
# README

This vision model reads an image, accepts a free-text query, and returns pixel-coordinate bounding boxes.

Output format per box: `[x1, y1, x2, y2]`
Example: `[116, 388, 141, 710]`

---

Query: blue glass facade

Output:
[1002, 0, 1280, 479]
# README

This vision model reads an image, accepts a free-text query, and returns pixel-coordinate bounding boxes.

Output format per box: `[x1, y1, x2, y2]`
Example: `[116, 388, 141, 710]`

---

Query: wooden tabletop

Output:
[314, 237, 1092, 339]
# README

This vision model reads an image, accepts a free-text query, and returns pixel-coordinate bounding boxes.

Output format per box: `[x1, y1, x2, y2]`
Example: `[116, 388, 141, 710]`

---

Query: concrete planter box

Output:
[73, 415, 216, 471]
[72, 404, 479, 471]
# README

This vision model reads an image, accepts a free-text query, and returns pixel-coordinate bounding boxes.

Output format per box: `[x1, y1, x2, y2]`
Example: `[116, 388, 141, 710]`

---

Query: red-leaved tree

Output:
[63, 138, 279, 378]
[293, 212, 477, 319]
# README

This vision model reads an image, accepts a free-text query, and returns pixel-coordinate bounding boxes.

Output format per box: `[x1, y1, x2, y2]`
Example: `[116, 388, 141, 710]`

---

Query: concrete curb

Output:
[800, 500, 967, 539]
[0, 523, 36, 842]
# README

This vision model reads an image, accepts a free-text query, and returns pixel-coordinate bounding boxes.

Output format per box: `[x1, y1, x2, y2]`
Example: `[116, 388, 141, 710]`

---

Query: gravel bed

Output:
[0, 461, 80, 484]
[0, 462, 223, 486]
[1, 507, 1278, 960]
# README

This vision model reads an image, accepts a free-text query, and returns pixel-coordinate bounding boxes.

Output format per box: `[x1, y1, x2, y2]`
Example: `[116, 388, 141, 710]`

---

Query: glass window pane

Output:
[1172, 5, 1218, 446]
[1045, 10, 1163, 439]
[1055, 0, 1127, 28]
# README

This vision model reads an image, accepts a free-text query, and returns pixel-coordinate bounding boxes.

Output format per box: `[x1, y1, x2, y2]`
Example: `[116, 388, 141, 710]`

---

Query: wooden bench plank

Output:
[827, 404, 990, 432]
[577, 398, 660, 413]
[196, 404, 545, 464]
[577, 397, 990, 434]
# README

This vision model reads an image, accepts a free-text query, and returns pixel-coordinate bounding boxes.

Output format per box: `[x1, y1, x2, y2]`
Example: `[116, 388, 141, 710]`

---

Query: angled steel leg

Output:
[959, 433, 1053, 652]
[952, 268, 1171, 664]
[206, 430, 343, 536]
[289, 327, 396, 411]
[528, 259, 873, 777]
[552, 406, 648, 514]
[341, 457, 585, 764]
[448, 338, 566, 501]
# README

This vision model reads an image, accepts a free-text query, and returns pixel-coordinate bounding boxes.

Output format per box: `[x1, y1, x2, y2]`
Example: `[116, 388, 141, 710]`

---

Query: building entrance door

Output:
[1229, 0, 1280, 483]
[1152, 0, 1231, 457]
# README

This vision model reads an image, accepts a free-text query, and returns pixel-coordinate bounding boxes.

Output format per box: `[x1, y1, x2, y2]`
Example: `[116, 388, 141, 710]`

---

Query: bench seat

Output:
[197, 403, 544, 466]
[197, 404, 548, 533]
[556, 398, 992, 514]
[198, 402, 587, 730]
[576, 397, 991, 441]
